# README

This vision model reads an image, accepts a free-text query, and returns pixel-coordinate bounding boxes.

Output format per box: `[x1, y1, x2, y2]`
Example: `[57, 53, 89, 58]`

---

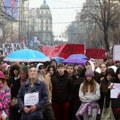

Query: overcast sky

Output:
[29, 0, 86, 37]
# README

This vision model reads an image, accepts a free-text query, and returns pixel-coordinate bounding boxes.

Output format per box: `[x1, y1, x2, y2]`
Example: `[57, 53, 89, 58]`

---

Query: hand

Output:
[108, 83, 114, 89]
[29, 105, 37, 112]
[23, 107, 30, 113]
[1, 111, 7, 120]
[10, 98, 18, 106]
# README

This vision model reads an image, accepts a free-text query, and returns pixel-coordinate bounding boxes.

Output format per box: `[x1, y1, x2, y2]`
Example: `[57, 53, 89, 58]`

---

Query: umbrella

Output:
[51, 57, 64, 64]
[63, 54, 87, 65]
[4, 49, 50, 62]
[69, 54, 88, 60]
[63, 57, 87, 65]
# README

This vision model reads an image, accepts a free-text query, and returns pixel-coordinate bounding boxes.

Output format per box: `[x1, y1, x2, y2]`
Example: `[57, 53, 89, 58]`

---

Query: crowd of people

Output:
[0, 56, 120, 120]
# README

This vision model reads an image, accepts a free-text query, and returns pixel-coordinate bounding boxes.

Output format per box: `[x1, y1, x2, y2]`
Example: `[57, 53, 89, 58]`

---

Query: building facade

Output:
[29, 0, 53, 45]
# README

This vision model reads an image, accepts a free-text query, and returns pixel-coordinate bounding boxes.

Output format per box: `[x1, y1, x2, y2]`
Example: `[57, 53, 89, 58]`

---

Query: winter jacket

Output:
[52, 71, 72, 103]
[44, 73, 52, 102]
[0, 86, 11, 118]
[79, 82, 100, 103]
[17, 80, 48, 120]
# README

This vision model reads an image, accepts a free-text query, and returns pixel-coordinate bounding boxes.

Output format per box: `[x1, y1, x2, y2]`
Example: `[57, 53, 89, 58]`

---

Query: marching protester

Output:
[9, 66, 28, 120]
[0, 70, 11, 120]
[50, 60, 57, 69]
[100, 63, 108, 79]
[36, 63, 56, 120]
[76, 68, 100, 120]
[7, 63, 21, 88]
[52, 64, 72, 120]
[17, 66, 48, 120]
[44, 65, 56, 120]
[85, 60, 101, 84]
[99, 68, 115, 120]
[100, 68, 115, 112]
[36, 63, 46, 82]
[66, 64, 83, 120]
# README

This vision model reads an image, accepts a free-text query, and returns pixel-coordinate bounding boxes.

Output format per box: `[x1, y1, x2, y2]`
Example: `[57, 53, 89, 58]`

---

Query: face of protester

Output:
[49, 68, 54, 75]
[86, 76, 92, 82]
[100, 64, 107, 73]
[28, 67, 38, 80]
[106, 74, 112, 81]
[39, 66, 46, 75]
[20, 71, 27, 82]
[66, 66, 74, 75]
[13, 69, 19, 76]
[57, 67, 65, 76]
[51, 61, 57, 68]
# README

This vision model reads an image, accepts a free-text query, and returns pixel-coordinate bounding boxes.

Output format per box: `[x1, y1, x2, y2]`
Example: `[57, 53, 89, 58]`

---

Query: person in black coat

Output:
[66, 64, 84, 120]
[100, 63, 108, 79]
[10, 66, 28, 120]
[51, 64, 72, 120]
[7, 63, 20, 88]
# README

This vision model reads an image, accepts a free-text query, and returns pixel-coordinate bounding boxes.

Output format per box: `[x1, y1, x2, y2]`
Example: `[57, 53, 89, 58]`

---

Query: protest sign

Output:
[86, 49, 105, 59]
[42, 44, 84, 58]
[113, 45, 120, 61]
[111, 83, 120, 98]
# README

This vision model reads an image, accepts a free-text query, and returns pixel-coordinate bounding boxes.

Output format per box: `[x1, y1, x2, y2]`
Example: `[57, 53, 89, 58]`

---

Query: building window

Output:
[41, 25, 43, 31]
[46, 26, 48, 31]
[46, 20, 48, 24]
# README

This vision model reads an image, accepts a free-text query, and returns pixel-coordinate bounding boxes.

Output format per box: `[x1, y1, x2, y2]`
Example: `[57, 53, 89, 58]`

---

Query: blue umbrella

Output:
[51, 56, 65, 64]
[4, 49, 50, 62]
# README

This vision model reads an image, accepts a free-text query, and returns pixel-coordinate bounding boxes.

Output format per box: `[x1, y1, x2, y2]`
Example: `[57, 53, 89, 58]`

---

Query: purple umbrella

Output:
[69, 54, 88, 60]
[63, 57, 87, 65]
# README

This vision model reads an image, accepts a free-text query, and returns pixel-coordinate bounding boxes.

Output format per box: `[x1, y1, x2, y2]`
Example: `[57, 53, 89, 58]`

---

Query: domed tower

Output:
[38, 0, 53, 45]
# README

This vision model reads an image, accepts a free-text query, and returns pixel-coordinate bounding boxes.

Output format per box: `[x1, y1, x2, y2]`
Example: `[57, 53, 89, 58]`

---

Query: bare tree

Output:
[110, 24, 120, 44]
[64, 22, 79, 43]
[85, 0, 120, 51]
[3, 23, 19, 43]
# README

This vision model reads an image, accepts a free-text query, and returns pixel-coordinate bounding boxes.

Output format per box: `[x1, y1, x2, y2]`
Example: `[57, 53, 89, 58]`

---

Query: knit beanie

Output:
[85, 68, 94, 77]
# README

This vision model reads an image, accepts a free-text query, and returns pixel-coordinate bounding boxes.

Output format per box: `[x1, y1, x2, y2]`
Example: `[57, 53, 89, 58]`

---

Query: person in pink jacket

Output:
[0, 70, 11, 120]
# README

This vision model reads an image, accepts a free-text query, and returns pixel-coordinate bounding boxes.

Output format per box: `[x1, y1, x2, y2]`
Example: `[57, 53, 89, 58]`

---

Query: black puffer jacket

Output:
[52, 71, 71, 103]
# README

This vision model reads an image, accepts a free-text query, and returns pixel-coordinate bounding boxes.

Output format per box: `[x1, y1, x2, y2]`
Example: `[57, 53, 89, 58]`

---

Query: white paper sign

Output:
[111, 83, 120, 98]
[24, 92, 39, 106]
[113, 45, 120, 61]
